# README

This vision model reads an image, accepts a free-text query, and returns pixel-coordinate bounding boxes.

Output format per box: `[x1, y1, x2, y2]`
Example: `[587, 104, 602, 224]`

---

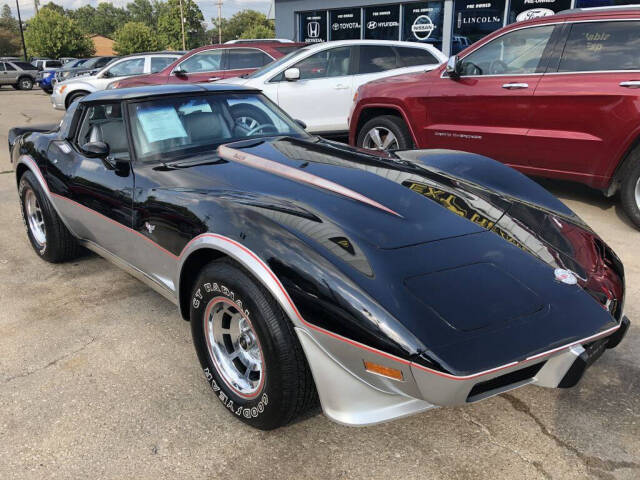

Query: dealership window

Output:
[330, 8, 362, 40]
[459, 25, 554, 75]
[364, 4, 401, 40]
[557, 21, 640, 72]
[402, 2, 444, 52]
[452, 0, 507, 54]
[300, 10, 328, 43]
[293, 46, 353, 80]
[508, 0, 570, 24]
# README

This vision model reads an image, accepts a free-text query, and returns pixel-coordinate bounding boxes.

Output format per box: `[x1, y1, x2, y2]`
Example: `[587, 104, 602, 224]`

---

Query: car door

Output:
[276, 45, 355, 133]
[3, 62, 19, 84]
[423, 24, 558, 167]
[45, 101, 135, 259]
[225, 48, 274, 79]
[529, 19, 640, 183]
[0, 63, 8, 85]
[100, 57, 146, 88]
[168, 49, 226, 84]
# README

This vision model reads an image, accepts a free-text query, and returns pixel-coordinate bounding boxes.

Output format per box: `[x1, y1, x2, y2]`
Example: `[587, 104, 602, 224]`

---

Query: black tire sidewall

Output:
[67, 92, 86, 109]
[190, 262, 292, 429]
[621, 158, 640, 229]
[357, 115, 413, 151]
[18, 171, 50, 258]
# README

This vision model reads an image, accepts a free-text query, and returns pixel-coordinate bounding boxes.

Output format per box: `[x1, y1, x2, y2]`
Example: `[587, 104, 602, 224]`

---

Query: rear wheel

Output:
[65, 91, 88, 109]
[230, 104, 272, 131]
[190, 259, 317, 430]
[18, 171, 82, 262]
[620, 148, 640, 229]
[18, 77, 33, 90]
[357, 115, 413, 152]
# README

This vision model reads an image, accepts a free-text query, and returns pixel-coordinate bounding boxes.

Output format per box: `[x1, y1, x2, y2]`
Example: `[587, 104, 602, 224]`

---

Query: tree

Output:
[157, 0, 205, 50]
[24, 8, 95, 58]
[93, 3, 128, 37]
[113, 21, 157, 54]
[0, 4, 21, 56]
[212, 9, 274, 43]
[68, 6, 97, 35]
[126, 0, 156, 27]
[39, 2, 66, 15]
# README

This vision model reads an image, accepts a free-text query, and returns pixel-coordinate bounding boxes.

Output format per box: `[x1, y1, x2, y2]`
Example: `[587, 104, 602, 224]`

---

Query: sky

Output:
[6, 0, 273, 27]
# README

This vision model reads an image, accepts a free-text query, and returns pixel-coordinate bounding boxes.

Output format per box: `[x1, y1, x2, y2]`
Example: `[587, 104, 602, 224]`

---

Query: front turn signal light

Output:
[364, 360, 404, 381]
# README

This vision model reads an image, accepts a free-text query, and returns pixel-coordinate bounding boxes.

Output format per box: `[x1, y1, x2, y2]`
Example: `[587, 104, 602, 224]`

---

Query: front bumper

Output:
[51, 88, 65, 110]
[297, 316, 630, 426]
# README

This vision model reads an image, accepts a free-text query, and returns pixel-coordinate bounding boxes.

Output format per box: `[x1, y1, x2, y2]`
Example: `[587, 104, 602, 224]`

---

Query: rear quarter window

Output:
[396, 47, 440, 67]
[558, 21, 640, 72]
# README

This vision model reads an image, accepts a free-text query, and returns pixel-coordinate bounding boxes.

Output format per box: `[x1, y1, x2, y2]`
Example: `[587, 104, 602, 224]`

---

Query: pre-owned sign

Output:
[508, 0, 570, 23]
[402, 1, 444, 50]
[364, 5, 400, 40]
[330, 8, 361, 40]
[300, 11, 327, 43]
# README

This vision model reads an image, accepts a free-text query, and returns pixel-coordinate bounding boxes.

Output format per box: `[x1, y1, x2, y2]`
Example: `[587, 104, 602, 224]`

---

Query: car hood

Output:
[217, 77, 251, 86]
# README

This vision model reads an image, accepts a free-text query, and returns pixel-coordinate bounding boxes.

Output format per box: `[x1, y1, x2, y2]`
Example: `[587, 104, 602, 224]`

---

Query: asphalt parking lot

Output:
[0, 89, 639, 480]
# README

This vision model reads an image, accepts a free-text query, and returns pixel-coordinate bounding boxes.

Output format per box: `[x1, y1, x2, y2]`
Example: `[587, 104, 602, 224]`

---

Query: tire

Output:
[17, 76, 33, 90]
[190, 259, 317, 430]
[620, 147, 640, 230]
[230, 103, 273, 132]
[18, 171, 82, 263]
[357, 115, 414, 152]
[65, 91, 88, 109]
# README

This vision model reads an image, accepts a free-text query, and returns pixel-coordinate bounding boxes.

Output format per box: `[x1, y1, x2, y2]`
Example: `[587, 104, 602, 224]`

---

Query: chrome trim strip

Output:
[217, 145, 402, 217]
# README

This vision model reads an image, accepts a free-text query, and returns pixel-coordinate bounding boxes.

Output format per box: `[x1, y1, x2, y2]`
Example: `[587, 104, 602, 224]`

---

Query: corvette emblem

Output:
[554, 268, 578, 285]
[144, 222, 156, 234]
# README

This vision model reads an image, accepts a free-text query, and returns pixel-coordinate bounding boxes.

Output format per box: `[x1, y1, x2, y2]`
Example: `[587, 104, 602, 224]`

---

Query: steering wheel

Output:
[489, 60, 508, 75]
[246, 123, 278, 136]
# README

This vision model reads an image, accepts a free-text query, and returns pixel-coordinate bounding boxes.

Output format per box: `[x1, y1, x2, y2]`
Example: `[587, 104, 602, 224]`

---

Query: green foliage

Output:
[24, 8, 95, 58]
[67, 2, 128, 37]
[0, 4, 22, 56]
[156, 0, 205, 50]
[113, 21, 157, 54]
[126, 0, 156, 27]
[40, 2, 66, 15]
[212, 9, 274, 43]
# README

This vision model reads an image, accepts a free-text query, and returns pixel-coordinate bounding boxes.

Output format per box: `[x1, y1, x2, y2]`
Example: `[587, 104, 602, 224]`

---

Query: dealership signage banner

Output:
[301, 11, 327, 43]
[453, 0, 506, 52]
[364, 5, 400, 40]
[402, 1, 444, 49]
[509, 0, 570, 23]
[330, 8, 361, 40]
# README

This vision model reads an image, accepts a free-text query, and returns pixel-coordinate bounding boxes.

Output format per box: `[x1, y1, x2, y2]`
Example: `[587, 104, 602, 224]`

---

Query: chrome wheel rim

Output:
[362, 127, 399, 151]
[24, 189, 46, 247]
[236, 116, 260, 131]
[204, 297, 263, 397]
[20, 79, 30, 89]
[635, 176, 640, 210]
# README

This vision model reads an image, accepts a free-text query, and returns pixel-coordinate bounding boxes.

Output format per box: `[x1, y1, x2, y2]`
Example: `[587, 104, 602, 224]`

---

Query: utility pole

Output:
[34, 0, 39, 14]
[15, 0, 27, 61]
[178, 0, 186, 50]
[217, 0, 222, 44]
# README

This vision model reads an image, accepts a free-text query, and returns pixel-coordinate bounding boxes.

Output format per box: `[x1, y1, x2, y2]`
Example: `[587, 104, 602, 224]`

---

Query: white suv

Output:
[52, 52, 181, 110]
[221, 40, 446, 135]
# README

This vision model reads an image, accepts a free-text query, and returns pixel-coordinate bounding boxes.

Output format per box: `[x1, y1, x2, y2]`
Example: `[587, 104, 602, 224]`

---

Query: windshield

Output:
[63, 58, 88, 70]
[129, 92, 309, 162]
[246, 47, 311, 79]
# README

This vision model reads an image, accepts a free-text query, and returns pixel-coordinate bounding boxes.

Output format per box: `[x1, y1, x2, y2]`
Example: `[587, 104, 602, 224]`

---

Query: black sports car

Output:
[9, 84, 630, 430]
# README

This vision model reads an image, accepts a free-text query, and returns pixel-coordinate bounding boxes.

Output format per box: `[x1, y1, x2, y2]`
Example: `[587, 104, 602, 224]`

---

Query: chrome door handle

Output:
[620, 81, 640, 88]
[208, 77, 221, 82]
[502, 83, 529, 89]
[334, 84, 349, 90]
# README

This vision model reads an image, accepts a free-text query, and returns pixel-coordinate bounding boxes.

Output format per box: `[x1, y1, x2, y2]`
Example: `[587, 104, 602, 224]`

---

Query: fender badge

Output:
[144, 222, 156, 234]
[554, 268, 578, 285]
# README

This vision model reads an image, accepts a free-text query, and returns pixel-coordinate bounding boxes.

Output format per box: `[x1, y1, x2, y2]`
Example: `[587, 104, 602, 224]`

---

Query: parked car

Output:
[39, 58, 89, 93]
[59, 57, 77, 64]
[52, 52, 182, 109]
[350, 6, 640, 229]
[222, 40, 446, 136]
[55, 56, 117, 83]
[109, 41, 306, 90]
[0, 60, 38, 90]
[8, 84, 629, 430]
[33, 59, 62, 71]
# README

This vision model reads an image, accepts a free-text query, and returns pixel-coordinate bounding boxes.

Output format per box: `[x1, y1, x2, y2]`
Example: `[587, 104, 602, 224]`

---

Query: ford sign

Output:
[516, 8, 554, 22]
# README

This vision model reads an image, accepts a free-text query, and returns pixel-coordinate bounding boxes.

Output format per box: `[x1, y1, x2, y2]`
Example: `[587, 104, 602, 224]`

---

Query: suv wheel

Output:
[620, 148, 640, 229]
[65, 91, 88, 109]
[190, 259, 318, 430]
[18, 77, 33, 90]
[358, 115, 413, 152]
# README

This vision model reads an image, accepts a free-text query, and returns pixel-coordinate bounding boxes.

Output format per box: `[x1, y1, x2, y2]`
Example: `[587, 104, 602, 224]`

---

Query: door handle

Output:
[208, 77, 221, 82]
[620, 81, 640, 88]
[334, 84, 349, 90]
[502, 83, 529, 89]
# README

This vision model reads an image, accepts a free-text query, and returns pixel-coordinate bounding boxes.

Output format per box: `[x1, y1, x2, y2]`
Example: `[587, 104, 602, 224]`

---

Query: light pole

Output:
[178, 0, 186, 50]
[217, 0, 222, 44]
[15, 0, 27, 61]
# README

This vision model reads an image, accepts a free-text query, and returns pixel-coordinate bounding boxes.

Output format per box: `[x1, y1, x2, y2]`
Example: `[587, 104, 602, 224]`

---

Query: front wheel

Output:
[190, 260, 317, 430]
[357, 115, 413, 152]
[620, 149, 640, 229]
[18, 77, 33, 90]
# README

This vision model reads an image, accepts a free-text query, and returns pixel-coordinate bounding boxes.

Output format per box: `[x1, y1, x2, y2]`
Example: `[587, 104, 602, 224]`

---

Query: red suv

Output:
[110, 41, 306, 89]
[350, 7, 640, 228]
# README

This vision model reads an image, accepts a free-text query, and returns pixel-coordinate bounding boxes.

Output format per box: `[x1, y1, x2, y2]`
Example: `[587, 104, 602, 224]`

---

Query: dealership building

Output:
[273, 0, 637, 56]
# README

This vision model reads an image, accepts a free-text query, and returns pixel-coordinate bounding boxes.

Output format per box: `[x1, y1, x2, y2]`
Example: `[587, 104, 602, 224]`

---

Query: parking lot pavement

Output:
[0, 90, 638, 480]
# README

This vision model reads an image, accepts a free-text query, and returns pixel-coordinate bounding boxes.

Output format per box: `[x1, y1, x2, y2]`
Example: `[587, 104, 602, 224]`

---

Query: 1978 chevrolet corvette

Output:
[9, 84, 630, 430]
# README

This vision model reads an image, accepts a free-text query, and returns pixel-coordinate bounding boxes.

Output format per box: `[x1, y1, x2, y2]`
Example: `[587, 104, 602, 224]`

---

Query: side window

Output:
[4, 62, 16, 71]
[558, 21, 640, 73]
[227, 49, 272, 70]
[293, 46, 352, 80]
[358, 46, 398, 74]
[0, 63, 5, 72]
[151, 56, 176, 73]
[106, 58, 145, 77]
[396, 47, 440, 67]
[179, 50, 224, 73]
[76, 104, 130, 160]
[460, 25, 555, 76]
[48, 61, 62, 68]
[95, 57, 113, 68]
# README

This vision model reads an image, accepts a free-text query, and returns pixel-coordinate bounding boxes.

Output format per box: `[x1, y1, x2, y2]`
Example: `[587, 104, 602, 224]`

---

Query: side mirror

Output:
[174, 67, 187, 77]
[445, 55, 461, 78]
[82, 141, 110, 158]
[284, 67, 300, 82]
[100, 70, 112, 79]
[294, 119, 307, 130]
